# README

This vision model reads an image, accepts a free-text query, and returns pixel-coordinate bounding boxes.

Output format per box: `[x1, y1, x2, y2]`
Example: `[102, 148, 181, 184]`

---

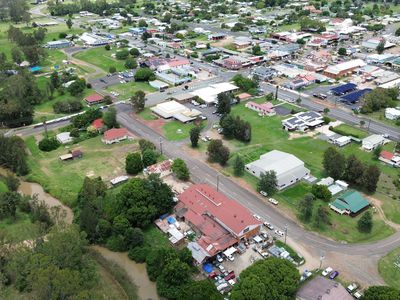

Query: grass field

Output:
[162, 121, 205, 141]
[0, 210, 41, 244]
[25, 135, 138, 206]
[138, 108, 158, 121]
[378, 247, 400, 288]
[332, 124, 369, 139]
[106, 82, 157, 100]
[73, 47, 127, 73]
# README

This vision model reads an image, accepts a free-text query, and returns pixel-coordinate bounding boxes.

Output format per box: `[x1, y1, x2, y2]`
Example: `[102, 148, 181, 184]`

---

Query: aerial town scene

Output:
[0, 0, 400, 299]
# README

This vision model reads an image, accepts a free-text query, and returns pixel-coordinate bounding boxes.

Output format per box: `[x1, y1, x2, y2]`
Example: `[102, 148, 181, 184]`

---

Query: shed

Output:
[56, 132, 73, 144]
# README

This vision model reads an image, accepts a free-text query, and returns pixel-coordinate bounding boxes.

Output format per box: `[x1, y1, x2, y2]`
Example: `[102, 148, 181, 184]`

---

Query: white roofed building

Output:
[190, 82, 239, 104]
[323, 59, 366, 78]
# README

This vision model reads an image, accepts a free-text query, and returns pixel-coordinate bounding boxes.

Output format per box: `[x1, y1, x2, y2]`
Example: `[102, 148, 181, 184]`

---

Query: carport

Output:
[253, 235, 263, 244]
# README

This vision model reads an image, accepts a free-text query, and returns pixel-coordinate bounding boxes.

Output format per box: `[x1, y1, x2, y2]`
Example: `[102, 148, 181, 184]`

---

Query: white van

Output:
[217, 282, 228, 292]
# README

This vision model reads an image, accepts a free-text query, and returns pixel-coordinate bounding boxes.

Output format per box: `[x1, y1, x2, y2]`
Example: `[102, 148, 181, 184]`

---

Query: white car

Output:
[227, 255, 234, 261]
[263, 222, 274, 230]
[274, 229, 284, 237]
[253, 214, 262, 221]
[268, 198, 279, 205]
[200, 115, 207, 120]
[322, 267, 333, 277]
[200, 104, 207, 108]
[216, 254, 223, 263]
[259, 191, 268, 197]
[347, 283, 358, 293]
[218, 265, 225, 272]
[353, 291, 362, 299]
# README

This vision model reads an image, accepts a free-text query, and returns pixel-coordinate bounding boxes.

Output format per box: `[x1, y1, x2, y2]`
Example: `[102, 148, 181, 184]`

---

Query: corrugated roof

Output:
[331, 190, 369, 213]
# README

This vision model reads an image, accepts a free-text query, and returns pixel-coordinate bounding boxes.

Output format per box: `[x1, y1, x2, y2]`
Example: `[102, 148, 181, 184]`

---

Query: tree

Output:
[189, 126, 200, 147]
[252, 44, 262, 55]
[338, 47, 347, 55]
[129, 47, 140, 57]
[138, 139, 156, 153]
[232, 74, 258, 93]
[323, 108, 330, 114]
[130, 90, 146, 112]
[322, 147, 345, 179]
[138, 19, 148, 27]
[105, 44, 111, 51]
[66, 18, 73, 30]
[127, 227, 144, 249]
[134, 68, 155, 81]
[216, 93, 231, 115]
[142, 149, 157, 167]
[125, 57, 137, 69]
[396, 27, 400, 37]
[125, 152, 144, 175]
[109, 66, 116, 73]
[358, 211, 373, 233]
[376, 40, 385, 54]
[231, 258, 299, 300]
[373, 145, 383, 160]
[343, 154, 365, 185]
[172, 158, 190, 181]
[180, 280, 222, 300]
[361, 165, 381, 193]
[103, 107, 117, 128]
[258, 171, 277, 196]
[207, 140, 230, 166]
[298, 193, 314, 222]
[67, 78, 86, 96]
[38, 137, 60, 151]
[11, 47, 23, 64]
[233, 155, 244, 176]
[0, 191, 20, 220]
[362, 286, 400, 300]
[314, 205, 330, 227]
[311, 184, 332, 202]
[157, 258, 191, 299]
[115, 49, 130, 60]
[0, 136, 29, 175]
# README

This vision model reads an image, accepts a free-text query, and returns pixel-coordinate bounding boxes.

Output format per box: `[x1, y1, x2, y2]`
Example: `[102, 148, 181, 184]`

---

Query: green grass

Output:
[143, 225, 172, 249]
[275, 23, 300, 32]
[364, 110, 399, 128]
[138, 108, 158, 121]
[162, 121, 205, 141]
[378, 247, 400, 288]
[0, 181, 8, 193]
[73, 47, 127, 73]
[25, 135, 137, 206]
[332, 124, 369, 139]
[106, 82, 157, 100]
[0, 210, 41, 243]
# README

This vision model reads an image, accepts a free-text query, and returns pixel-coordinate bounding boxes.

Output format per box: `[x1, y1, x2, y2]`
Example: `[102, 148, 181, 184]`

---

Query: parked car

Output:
[224, 272, 235, 281]
[208, 271, 217, 279]
[322, 267, 333, 277]
[263, 222, 274, 230]
[227, 254, 234, 261]
[268, 198, 279, 205]
[347, 283, 358, 293]
[329, 271, 339, 279]
[353, 291, 362, 299]
[274, 229, 284, 237]
[218, 265, 225, 272]
[216, 283, 228, 292]
[200, 104, 207, 108]
[216, 254, 223, 263]
[200, 115, 207, 120]
[253, 214, 262, 221]
[259, 190, 268, 197]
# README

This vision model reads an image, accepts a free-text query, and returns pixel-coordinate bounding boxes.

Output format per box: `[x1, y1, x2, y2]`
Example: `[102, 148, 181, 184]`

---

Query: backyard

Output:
[25, 135, 138, 206]
[378, 247, 400, 288]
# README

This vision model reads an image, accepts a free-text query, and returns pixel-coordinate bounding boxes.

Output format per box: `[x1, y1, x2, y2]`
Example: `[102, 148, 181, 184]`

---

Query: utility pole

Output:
[275, 85, 279, 100]
[284, 224, 288, 244]
[319, 251, 325, 271]
[217, 174, 220, 192]
[159, 137, 163, 155]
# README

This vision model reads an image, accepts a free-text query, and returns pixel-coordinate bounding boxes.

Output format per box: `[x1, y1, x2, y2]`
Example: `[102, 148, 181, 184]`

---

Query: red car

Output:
[224, 272, 235, 281]
[208, 271, 217, 279]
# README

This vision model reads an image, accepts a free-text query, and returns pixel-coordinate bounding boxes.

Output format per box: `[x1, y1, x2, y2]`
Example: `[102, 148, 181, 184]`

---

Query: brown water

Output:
[16, 178, 158, 300]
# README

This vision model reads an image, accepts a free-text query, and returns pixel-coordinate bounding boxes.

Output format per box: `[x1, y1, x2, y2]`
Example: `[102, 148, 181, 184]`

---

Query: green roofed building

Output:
[329, 190, 370, 216]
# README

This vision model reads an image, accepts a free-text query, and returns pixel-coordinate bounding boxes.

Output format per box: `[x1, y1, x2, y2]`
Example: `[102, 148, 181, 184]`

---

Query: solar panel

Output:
[330, 83, 357, 95]
[341, 89, 372, 103]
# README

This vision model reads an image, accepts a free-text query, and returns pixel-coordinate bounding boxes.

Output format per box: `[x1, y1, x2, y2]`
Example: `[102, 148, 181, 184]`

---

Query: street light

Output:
[319, 251, 325, 271]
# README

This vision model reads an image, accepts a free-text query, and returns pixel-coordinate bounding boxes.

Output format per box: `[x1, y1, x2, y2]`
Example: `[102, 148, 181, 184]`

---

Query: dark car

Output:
[208, 271, 217, 279]
[329, 271, 339, 279]
[224, 272, 235, 281]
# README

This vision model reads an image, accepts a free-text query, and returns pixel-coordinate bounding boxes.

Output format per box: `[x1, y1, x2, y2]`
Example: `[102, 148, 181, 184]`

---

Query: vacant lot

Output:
[163, 120, 205, 141]
[332, 123, 369, 139]
[73, 47, 127, 73]
[106, 82, 157, 100]
[378, 247, 400, 288]
[25, 135, 138, 206]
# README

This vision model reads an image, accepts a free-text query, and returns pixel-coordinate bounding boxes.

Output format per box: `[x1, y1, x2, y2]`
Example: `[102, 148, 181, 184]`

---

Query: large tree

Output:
[298, 193, 314, 222]
[322, 147, 345, 179]
[233, 155, 245, 176]
[130, 90, 146, 112]
[172, 158, 190, 181]
[207, 139, 230, 166]
[343, 154, 365, 185]
[362, 286, 400, 300]
[180, 279, 222, 300]
[258, 171, 277, 196]
[361, 165, 381, 193]
[358, 211, 373, 233]
[216, 93, 231, 115]
[189, 126, 200, 147]
[125, 152, 144, 175]
[231, 258, 300, 300]
[103, 107, 118, 128]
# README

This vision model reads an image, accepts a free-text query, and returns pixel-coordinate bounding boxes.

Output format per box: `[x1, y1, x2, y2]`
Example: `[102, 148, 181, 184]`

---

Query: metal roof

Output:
[330, 83, 357, 95]
[341, 88, 372, 103]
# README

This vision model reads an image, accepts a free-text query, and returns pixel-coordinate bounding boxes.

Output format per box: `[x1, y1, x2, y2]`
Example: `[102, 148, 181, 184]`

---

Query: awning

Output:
[223, 247, 237, 257]
[253, 235, 263, 243]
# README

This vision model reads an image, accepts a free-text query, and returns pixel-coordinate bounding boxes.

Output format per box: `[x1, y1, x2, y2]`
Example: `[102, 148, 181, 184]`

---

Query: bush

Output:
[116, 49, 130, 60]
[134, 67, 156, 81]
[59, 32, 67, 38]
[70, 128, 80, 138]
[53, 99, 83, 114]
[38, 137, 60, 152]
[105, 44, 111, 51]
[128, 246, 149, 263]
[329, 126, 362, 138]
[106, 235, 128, 252]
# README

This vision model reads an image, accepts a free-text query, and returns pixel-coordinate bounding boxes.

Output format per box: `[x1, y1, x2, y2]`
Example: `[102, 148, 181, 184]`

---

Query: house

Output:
[323, 59, 366, 78]
[45, 40, 72, 49]
[252, 66, 276, 81]
[362, 134, 387, 151]
[245, 150, 310, 190]
[149, 80, 169, 91]
[150, 100, 201, 122]
[362, 38, 395, 50]
[144, 159, 173, 177]
[379, 151, 400, 167]
[102, 128, 129, 144]
[385, 107, 400, 120]
[154, 215, 185, 245]
[85, 93, 105, 105]
[80, 32, 110, 46]
[221, 57, 244, 70]
[176, 184, 262, 263]
[208, 33, 226, 40]
[56, 132, 73, 144]
[245, 101, 276, 116]
[233, 37, 252, 49]
[330, 83, 357, 96]
[92, 118, 104, 130]
[155, 71, 191, 86]
[329, 190, 370, 216]
[333, 136, 352, 147]
[296, 276, 353, 300]
[282, 111, 324, 131]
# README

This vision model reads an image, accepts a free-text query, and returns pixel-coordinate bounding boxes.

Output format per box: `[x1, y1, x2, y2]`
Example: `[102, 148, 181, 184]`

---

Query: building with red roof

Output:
[167, 58, 190, 68]
[379, 150, 400, 167]
[102, 128, 129, 144]
[245, 101, 276, 116]
[176, 184, 261, 262]
[85, 93, 105, 105]
[92, 118, 104, 130]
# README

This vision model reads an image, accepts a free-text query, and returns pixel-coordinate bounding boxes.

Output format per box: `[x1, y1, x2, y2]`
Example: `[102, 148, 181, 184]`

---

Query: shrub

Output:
[38, 137, 60, 152]
[128, 246, 149, 263]
[106, 235, 128, 252]
[53, 99, 83, 114]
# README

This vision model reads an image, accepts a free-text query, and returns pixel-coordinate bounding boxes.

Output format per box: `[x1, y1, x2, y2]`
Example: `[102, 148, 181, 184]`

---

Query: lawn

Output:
[143, 225, 171, 250]
[25, 135, 138, 206]
[0, 181, 8, 193]
[378, 247, 400, 288]
[162, 121, 205, 141]
[364, 110, 399, 128]
[73, 47, 127, 73]
[106, 82, 157, 100]
[138, 108, 158, 121]
[332, 124, 369, 139]
[0, 210, 41, 244]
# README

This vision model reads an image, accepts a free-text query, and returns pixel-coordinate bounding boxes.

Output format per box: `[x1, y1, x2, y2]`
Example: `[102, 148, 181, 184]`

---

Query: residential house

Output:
[92, 118, 104, 131]
[362, 134, 387, 151]
[379, 151, 400, 167]
[85, 93, 105, 106]
[282, 111, 324, 131]
[245, 150, 310, 190]
[245, 101, 276, 116]
[102, 128, 129, 144]
[329, 190, 370, 216]
[385, 107, 400, 120]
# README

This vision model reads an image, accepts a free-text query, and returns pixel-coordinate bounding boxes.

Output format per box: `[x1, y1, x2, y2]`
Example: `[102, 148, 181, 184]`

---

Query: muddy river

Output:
[15, 177, 158, 300]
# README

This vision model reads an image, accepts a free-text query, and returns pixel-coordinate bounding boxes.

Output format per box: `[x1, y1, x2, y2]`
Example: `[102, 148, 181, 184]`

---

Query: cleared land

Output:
[162, 120, 205, 141]
[25, 135, 138, 206]
[73, 47, 127, 73]
[332, 123, 369, 139]
[106, 81, 157, 100]
[378, 247, 400, 288]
